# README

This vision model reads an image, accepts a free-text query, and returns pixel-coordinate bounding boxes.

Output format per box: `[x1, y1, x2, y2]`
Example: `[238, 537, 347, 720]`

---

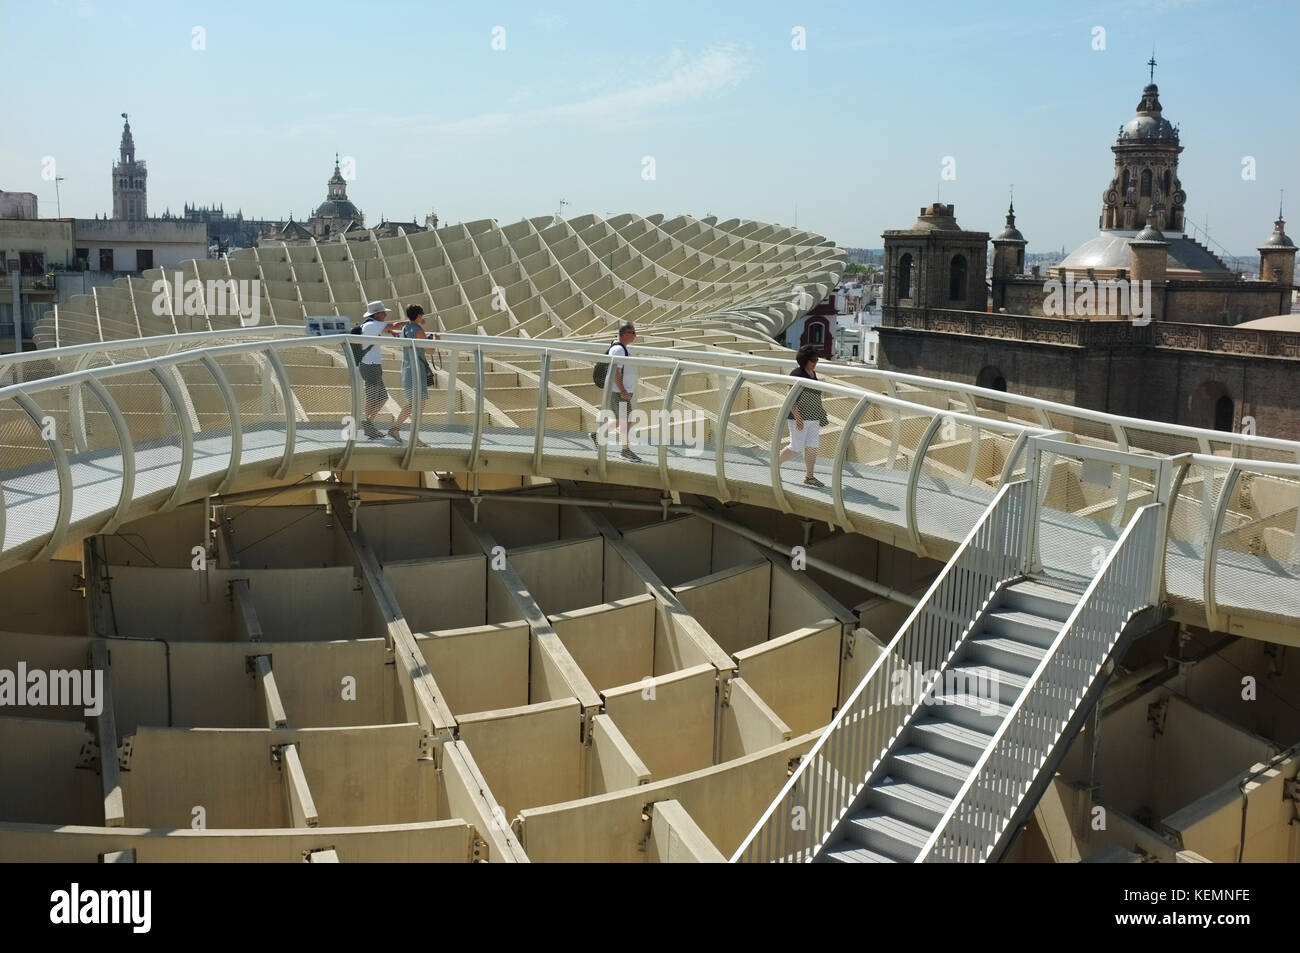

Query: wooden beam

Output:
[83, 537, 116, 637]
[588, 713, 651, 794]
[230, 579, 263, 642]
[697, 494, 858, 626]
[720, 676, 791, 762]
[648, 799, 726, 862]
[451, 504, 602, 712]
[327, 489, 456, 746]
[251, 655, 288, 730]
[1031, 776, 1085, 863]
[215, 504, 240, 568]
[281, 744, 319, 828]
[568, 496, 735, 676]
[89, 640, 125, 828]
[441, 740, 529, 863]
[562, 490, 737, 766]
[695, 497, 860, 705]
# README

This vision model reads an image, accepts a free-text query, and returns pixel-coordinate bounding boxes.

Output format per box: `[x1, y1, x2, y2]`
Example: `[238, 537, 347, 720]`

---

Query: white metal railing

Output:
[0, 334, 1045, 572]
[919, 502, 1165, 862]
[1167, 453, 1300, 632]
[0, 326, 291, 386]
[6, 326, 1299, 465]
[1020, 435, 1174, 580]
[730, 479, 1032, 862]
[1, 334, 1298, 639]
[432, 332, 1300, 463]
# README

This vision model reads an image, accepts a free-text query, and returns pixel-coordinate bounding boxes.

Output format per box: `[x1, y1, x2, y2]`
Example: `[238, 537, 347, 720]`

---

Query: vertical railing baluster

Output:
[15, 391, 73, 562]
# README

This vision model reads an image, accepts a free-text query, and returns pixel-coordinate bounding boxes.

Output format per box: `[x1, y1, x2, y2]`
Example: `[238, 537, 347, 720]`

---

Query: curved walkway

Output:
[2, 334, 1298, 642]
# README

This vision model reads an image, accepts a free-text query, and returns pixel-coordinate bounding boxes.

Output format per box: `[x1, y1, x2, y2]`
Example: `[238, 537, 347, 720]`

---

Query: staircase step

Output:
[944, 663, 1028, 706]
[869, 778, 953, 828]
[981, 608, 1061, 648]
[929, 690, 1010, 731]
[888, 747, 974, 796]
[822, 845, 900, 863]
[841, 810, 932, 862]
[908, 718, 995, 763]
[966, 634, 1048, 677]
[1000, 579, 1078, 623]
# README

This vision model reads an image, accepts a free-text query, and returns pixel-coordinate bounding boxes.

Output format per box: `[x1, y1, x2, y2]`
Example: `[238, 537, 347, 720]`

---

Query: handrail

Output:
[0, 325, 292, 371]
[4, 333, 1295, 511]
[1164, 454, 1300, 628]
[596, 343, 613, 483]
[0, 435, 6, 550]
[13, 392, 73, 562]
[830, 392, 875, 530]
[83, 377, 135, 536]
[531, 352, 551, 476]
[1203, 468, 1242, 634]
[5, 335, 1296, 498]
[400, 336, 425, 471]
[199, 355, 243, 494]
[731, 479, 1032, 862]
[766, 380, 801, 516]
[150, 364, 195, 511]
[336, 339, 361, 473]
[265, 349, 297, 481]
[426, 334, 1300, 458]
[714, 371, 746, 499]
[1177, 453, 1300, 478]
[10, 324, 1299, 460]
[467, 347, 485, 472]
[905, 415, 947, 558]
[657, 363, 684, 491]
[1, 332, 1296, 644]
[919, 502, 1164, 862]
[1022, 433, 1170, 577]
[1111, 421, 1131, 528]
[0, 335, 1041, 442]
[959, 394, 981, 486]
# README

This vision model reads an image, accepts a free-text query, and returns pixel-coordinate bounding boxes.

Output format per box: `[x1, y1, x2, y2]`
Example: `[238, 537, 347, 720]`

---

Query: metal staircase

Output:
[821, 578, 1079, 862]
[733, 438, 1174, 863]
